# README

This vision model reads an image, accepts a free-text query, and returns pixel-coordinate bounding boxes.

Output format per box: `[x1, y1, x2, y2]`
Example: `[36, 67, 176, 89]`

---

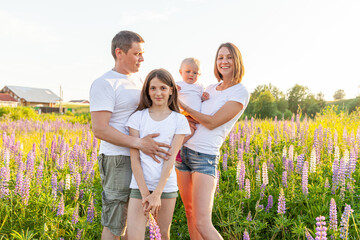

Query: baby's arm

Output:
[129, 128, 151, 207]
[143, 134, 185, 217]
[201, 91, 210, 101]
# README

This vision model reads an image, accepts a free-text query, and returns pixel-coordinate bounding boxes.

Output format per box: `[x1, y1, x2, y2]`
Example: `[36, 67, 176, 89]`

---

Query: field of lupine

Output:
[0, 107, 360, 239]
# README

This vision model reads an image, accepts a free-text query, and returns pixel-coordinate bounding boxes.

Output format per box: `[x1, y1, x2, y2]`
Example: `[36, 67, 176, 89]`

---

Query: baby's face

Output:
[179, 63, 200, 84]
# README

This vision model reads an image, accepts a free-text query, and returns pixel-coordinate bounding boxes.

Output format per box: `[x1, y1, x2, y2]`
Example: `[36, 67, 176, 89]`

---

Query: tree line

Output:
[243, 84, 360, 119]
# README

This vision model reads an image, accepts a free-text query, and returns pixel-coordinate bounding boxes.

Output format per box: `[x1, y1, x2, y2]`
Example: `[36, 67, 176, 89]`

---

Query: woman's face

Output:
[216, 47, 234, 79]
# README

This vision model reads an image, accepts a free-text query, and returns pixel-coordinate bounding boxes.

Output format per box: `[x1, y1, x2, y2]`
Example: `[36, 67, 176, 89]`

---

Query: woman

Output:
[175, 42, 250, 239]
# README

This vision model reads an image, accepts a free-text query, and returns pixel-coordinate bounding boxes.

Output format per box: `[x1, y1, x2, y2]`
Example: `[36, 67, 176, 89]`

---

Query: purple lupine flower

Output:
[296, 154, 305, 174]
[260, 183, 266, 200]
[246, 211, 252, 221]
[329, 198, 337, 231]
[75, 173, 81, 188]
[338, 158, 346, 199]
[245, 178, 250, 199]
[36, 160, 44, 189]
[282, 156, 288, 171]
[332, 157, 339, 194]
[93, 137, 98, 150]
[243, 229, 250, 240]
[222, 153, 228, 171]
[266, 195, 273, 212]
[236, 160, 245, 189]
[72, 203, 79, 224]
[51, 172, 58, 200]
[79, 189, 84, 200]
[26, 150, 35, 177]
[57, 194, 65, 216]
[15, 170, 24, 195]
[0, 167, 10, 198]
[282, 171, 288, 188]
[288, 159, 294, 173]
[40, 132, 46, 151]
[348, 148, 356, 176]
[305, 228, 314, 240]
[340, 204, 353, 239]
[315, 216, 327, 240]
[243, 134, 249, 153]
[302, 161, 309, 196]
[22, 176, 31, 205]
[75, 229, 83, 240]
[277, 188, 286, 215]
[149, 213, 161, 240]
[57, 155, 64, 170]
[87, 195, 95, 223]
[215, 170, 220, 194]
[267, 134, 272, 151]
[58, 179, 64, 193]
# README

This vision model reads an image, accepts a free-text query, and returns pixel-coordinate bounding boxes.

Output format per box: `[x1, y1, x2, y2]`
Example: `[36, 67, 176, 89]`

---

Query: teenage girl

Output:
[126, 68, 191, 240]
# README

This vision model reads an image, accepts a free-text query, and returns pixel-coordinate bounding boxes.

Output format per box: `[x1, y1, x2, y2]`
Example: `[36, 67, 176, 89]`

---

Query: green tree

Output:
[333, 89, 346, 100]
[252, 83, 284, 101]
[287, 84, 310, 113]
[254, 90, 276, 119]
[348, 96, 360, 113]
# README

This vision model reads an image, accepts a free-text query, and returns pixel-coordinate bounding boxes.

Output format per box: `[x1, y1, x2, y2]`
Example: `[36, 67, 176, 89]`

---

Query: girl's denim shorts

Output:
[175, 146, 219, 178]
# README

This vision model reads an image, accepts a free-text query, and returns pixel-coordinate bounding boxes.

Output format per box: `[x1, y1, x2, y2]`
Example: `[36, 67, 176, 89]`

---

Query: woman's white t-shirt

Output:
[126, 109, 191, 192]
[185, 82, 250, 155]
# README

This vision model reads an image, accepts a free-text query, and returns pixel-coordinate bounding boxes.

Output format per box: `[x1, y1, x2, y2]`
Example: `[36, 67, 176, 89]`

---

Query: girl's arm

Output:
[129, 128, 151, 202]
[143, 134, 185, 217]
[181, 100, 244, 130]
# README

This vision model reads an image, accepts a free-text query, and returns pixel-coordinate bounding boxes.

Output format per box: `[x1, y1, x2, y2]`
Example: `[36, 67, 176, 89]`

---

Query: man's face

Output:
[118, 42, 144, 74]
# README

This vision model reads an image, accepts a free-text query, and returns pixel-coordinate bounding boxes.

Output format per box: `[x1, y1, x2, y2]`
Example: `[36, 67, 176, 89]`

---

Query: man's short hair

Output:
[111, 31, 144, 59]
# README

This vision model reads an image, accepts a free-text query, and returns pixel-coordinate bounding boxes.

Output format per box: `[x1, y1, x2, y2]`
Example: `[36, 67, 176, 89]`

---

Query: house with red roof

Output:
[0, 93, 18, 107]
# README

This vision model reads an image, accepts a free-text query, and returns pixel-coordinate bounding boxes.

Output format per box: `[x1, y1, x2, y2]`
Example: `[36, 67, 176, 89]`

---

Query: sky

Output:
[1, 0, 360, 101]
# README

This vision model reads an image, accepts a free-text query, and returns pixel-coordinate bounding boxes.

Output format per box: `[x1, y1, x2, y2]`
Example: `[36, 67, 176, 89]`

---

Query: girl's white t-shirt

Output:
[185, 82, 250, 155]
[176, 80, 204, 112]
[126, 109, 191, 192]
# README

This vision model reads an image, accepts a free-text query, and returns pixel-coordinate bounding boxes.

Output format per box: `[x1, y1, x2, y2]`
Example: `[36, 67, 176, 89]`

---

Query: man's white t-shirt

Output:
[90, 70, 143, 156]
[176, 80, 204, 112]
[126, 109, 191, 192]
[185, 82, 250, 155]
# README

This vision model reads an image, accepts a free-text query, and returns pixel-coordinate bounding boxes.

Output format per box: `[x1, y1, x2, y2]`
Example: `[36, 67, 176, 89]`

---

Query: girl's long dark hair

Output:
[136, 68, 180, 113]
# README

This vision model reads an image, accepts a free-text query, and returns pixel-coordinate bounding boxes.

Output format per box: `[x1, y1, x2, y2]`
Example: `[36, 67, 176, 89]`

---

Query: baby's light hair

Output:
[179, 57, 201, 71]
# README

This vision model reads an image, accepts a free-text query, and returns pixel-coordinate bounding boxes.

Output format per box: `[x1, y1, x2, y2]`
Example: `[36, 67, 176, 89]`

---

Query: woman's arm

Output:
[181, 100, 244, 130]
[129, 128, 150, 200]
[143, 134, 185, 217]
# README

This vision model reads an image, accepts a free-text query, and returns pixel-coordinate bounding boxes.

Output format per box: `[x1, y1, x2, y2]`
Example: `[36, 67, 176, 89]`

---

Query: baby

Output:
[176, 58, 209, 162]
[176, 57, 209, 113]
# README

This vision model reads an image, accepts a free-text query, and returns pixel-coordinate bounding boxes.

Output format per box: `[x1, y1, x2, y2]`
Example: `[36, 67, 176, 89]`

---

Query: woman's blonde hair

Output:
[214, 42, 244, 84]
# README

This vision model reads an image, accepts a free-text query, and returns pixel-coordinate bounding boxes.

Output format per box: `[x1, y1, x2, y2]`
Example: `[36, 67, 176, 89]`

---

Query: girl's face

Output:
[148, 77, 173, 107]
[216, 47, 234, 79]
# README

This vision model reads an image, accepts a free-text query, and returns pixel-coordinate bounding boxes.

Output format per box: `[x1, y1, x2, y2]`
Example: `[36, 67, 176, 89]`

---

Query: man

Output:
[90, 31, 171, 240]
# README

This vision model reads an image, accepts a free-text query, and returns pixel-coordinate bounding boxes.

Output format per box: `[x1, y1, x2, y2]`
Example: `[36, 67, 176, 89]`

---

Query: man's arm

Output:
[91, 111, 171, 162]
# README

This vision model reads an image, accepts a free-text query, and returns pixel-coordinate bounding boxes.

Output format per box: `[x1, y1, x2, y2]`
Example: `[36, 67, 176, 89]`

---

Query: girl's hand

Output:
[141, 191, 151, 216]
[142, 192, 161, 218]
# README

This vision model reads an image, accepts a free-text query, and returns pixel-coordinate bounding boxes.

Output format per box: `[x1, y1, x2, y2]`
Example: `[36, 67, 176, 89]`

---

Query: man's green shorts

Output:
[98, 154, 132, 237]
